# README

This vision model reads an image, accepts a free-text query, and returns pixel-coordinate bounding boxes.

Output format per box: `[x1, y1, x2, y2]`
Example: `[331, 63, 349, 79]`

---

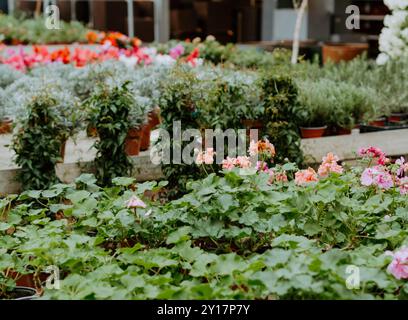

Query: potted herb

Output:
[298, 80, 330, 138]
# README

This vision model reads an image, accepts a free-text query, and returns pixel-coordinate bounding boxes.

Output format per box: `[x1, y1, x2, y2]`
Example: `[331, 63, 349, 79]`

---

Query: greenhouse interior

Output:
[0, 0, 408, 307]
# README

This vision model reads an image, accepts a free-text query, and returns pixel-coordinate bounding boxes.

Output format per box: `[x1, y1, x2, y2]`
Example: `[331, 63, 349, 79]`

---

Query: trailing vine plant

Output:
[12, 93, 70, 190]
[87, 82, 135, 186]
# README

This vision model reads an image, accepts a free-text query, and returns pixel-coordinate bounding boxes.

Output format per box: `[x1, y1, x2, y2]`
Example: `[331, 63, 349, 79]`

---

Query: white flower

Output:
[119, 55, 138, 68]
[153, 54, 176, 66]
[376, 53, 390, 65]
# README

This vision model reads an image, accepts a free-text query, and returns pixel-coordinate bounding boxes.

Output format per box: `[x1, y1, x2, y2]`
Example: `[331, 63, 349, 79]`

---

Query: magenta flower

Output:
[126, 195, 147, 209]
[358, 146, 389, 165]
[169, 44, 185, 60]
[361, 166, 393, 190]
[386, 247, 408, 280]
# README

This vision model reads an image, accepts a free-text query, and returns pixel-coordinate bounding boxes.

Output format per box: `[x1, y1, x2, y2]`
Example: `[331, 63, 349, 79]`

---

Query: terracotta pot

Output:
[125, 127, 143, 156]
[369, 117, 387, 127]
[322, 43, 369, 64]
[0, 117, 13, 134]
[57, 140, 67, 163]
[140, 124, 151, 151]
[389, 113, 408, 122]
[300, 126, 327, 139]
[336, 127, 352, 136]
[87, 126, 98, 138]
[8, 271, 48, 289]
[148, 107, 162, 129]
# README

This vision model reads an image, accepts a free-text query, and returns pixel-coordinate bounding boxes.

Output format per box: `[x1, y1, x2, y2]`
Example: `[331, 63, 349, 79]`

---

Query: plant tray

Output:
[360, 124, 408, 133]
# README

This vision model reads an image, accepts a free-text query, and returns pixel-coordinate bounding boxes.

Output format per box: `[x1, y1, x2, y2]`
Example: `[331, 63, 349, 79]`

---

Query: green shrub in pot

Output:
[297, 80, 331, 128]
[12, 87, 77, 190]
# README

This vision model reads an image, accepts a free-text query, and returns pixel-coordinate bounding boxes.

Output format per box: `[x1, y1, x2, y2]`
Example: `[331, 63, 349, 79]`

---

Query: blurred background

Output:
[0, 0, 389, 58]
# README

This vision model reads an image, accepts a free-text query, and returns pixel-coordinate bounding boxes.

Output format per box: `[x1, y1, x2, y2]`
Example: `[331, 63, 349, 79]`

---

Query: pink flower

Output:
[221, 156, 252, 170]
[256, 161, 269, 173]
[358, 146, 389, 165]
[398, 177, 408, 195]
[361, 166, 394, 190]
[126, 195, 147, 209]
[275, 172, 288, 183]
[169, 44, 185, 60]
[249, 139, 275, 158]
[295, 168, 319, 186]
[195, 148, 216, 165]
[396, 157, 408, 177]
[222, 157, 236, 170]
[386, 247, 408, 280]
[236, 156, 252, 169]
[318, 153, 343, 177]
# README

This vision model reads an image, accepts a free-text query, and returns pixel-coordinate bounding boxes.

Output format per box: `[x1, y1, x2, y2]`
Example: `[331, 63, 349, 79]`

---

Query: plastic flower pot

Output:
[389, 113, 408, 122]
[140, 124, 151, 151]
[12, 287, 38, 300]
[322, 43, 369, 64]
[125, 127, 143, 156]
[300, 126, 327, 139]
[0, 117, 13, 134]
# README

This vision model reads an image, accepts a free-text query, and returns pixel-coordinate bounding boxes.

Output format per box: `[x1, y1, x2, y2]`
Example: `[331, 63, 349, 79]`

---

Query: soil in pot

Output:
[300, 126, 327, 139]
[322, 43, 369, 64]
[0, 117, 13, 134]
[140, 124, 151, 151]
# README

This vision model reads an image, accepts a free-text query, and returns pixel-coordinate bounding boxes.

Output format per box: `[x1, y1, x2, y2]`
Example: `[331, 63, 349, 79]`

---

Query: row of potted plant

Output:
[1, 142, 408, 300]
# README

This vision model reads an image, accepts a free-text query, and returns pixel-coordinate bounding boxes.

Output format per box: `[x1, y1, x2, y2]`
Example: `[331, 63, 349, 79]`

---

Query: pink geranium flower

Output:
[361, 166, 394, 190]
[359, 146, 389, 165]
[195, 148, 216, 165]
[396, 157, 408, 177]
[126, 195, 147, 209]
[295, 168, 319, 186]
[318, 153, 343, 177]
[386, 247, 408, 280]
[398, 177, 408, 195]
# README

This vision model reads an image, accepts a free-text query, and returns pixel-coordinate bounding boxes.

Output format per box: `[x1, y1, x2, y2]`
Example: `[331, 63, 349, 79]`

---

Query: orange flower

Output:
[86, 31, 99, 44]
